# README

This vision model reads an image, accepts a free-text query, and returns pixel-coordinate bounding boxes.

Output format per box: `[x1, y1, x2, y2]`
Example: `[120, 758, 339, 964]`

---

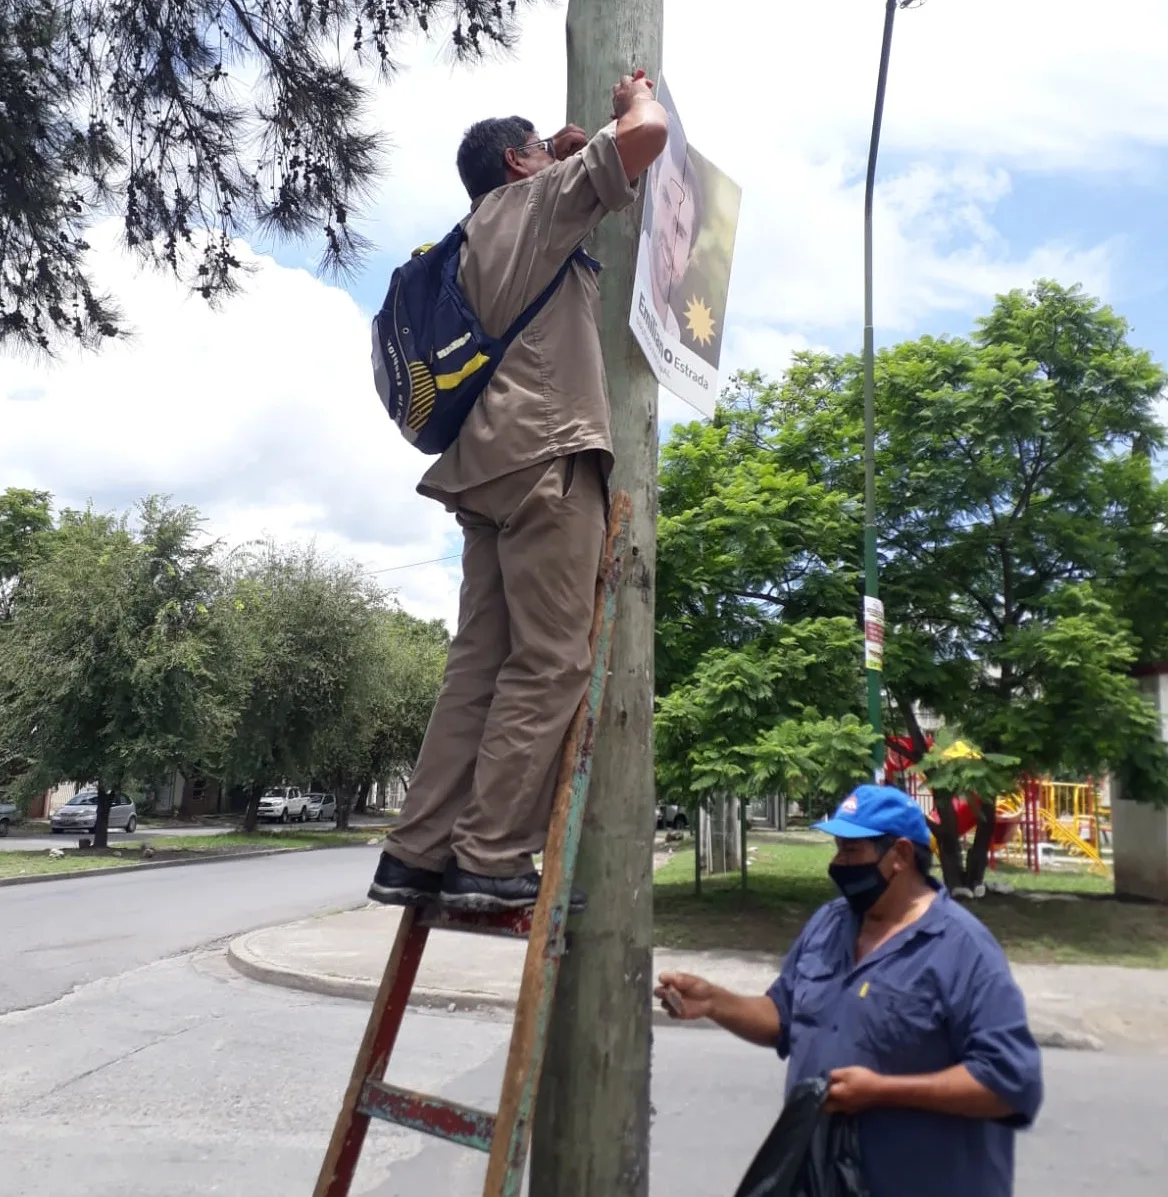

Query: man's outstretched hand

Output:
[611, 68, 656, 120]
[550, 124, 587, 159]
[655, 972, 716, 1021]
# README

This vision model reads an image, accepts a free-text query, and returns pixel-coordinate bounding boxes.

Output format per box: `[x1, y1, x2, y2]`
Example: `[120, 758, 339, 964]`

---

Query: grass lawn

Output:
[654, 837, 1168, 968]
[0, 829, 375, 881]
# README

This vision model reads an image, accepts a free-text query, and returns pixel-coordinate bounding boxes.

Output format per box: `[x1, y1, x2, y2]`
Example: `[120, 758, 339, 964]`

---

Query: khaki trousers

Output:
[385, 452, 605, 877]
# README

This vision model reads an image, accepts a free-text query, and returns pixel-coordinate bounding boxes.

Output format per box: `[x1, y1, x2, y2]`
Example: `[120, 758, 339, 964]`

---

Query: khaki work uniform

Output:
[385, 124, 638, 878]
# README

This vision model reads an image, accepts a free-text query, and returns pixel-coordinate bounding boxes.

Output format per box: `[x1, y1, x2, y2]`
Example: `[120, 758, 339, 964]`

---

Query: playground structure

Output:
[885, 737, 1112, 877]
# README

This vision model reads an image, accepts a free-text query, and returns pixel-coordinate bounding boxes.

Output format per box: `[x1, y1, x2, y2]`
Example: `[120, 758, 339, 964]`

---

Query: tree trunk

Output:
[354, 782, 369, 815]
[706, 795, 741, 874]
[693, 819, 702, 897]
[707, 797, 725, 873]
[740, 797, 749, 894]
[243, 782, 262, 832]
[92, 782, 113, 849]
[964, 796, 997, 890]
[335, 787, 352, 831]
[931, 790, 965, 892]
[900, 695, 930, 763]
[725, 796, 742, 873]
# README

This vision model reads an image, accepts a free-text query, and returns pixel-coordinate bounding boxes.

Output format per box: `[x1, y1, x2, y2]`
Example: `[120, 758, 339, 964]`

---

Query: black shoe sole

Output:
[439, 890, 535, 913]
[367, 881, 440, 907]
[438, 889, 589, 915]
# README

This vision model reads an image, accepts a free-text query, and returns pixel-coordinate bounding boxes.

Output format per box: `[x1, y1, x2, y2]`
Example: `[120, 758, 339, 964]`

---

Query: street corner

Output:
[225, 903, 528, 1013]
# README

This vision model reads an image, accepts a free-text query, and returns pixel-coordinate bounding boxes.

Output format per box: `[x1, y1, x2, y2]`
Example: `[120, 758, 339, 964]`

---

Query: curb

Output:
[0, 842, 371, 889]
[226, 935, 520, 1016]
[225, 933, 1106, 1050]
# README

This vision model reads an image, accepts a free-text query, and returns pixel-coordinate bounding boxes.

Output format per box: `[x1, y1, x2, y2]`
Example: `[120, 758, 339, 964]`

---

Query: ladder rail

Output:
[313, 910, 429, 1197]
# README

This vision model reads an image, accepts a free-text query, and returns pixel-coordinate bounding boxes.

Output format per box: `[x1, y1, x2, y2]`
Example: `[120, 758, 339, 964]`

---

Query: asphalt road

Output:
[1, 851, 1164, 1196]
[0, 845, 381, 1012]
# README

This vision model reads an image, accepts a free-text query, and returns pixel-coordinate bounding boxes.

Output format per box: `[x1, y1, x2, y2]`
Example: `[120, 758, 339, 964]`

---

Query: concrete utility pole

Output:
[528, 0, 662, 1194]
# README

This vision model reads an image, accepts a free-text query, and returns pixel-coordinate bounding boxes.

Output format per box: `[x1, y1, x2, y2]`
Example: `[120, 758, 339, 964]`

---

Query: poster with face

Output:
[629, 76, 742, 418]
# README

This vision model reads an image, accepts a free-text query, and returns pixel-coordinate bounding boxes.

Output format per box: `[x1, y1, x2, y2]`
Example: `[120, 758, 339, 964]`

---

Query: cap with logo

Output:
[813, 784, 932, 847]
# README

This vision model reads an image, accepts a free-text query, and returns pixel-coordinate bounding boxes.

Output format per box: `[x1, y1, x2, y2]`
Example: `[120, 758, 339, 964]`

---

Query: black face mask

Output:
[829, 855, 891, 917]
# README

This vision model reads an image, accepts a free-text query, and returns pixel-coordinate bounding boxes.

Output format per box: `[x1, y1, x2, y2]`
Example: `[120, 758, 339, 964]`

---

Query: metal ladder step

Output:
[359, 1080, 497, 1152]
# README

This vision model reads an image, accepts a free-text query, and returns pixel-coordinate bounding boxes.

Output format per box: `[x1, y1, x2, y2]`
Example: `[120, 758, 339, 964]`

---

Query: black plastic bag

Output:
[732, 1077, 869, 1197]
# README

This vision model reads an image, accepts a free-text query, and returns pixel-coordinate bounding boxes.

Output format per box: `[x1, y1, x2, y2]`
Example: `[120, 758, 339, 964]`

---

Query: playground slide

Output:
[1038, 808, 1109, 877]
[925, 798, 978, 837]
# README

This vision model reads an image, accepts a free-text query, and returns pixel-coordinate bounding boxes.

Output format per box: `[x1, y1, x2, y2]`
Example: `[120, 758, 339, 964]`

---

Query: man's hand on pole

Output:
[611, 68, 656, 120]
[610, 68, 669, 181]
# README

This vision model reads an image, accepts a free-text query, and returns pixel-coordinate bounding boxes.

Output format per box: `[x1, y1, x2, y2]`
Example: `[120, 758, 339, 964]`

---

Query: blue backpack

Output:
[371, 225, 598, 455]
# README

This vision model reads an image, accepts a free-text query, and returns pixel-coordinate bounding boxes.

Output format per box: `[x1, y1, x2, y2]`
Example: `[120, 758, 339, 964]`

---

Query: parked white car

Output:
[0, 801, 19, 837]
[257, 786, 310, 823]
[656, 803, 689, 831]
[304, 792, 337, 823]
[50, 791, 137, 834]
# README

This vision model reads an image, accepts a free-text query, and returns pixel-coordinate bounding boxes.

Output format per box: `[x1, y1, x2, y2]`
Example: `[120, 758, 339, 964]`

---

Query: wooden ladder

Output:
[313, 491, 632, 1197]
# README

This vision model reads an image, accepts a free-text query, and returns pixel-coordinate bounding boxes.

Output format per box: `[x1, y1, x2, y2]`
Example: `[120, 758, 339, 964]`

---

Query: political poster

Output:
[630, 76, 742, 418]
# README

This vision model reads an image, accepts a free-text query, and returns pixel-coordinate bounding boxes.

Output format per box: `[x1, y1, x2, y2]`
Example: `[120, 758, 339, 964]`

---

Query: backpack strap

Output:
[439, 229, 597, 365]
[494, 247, 596, 360]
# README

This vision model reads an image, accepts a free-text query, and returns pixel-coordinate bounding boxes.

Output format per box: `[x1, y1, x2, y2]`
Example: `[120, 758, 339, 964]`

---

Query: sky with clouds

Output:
[3, 0, 1167, 629]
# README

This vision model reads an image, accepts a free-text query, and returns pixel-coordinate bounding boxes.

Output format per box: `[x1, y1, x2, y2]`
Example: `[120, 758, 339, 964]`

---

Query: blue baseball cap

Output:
[813, 784, 932, 847]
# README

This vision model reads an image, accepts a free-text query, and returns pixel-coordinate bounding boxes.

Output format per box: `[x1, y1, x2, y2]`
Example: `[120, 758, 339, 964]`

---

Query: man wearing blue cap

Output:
[656, 784, 1043, 1197]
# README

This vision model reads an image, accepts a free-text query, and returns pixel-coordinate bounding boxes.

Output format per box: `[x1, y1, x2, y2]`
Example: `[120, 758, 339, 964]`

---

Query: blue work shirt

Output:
[767, 885, 1043, 1197]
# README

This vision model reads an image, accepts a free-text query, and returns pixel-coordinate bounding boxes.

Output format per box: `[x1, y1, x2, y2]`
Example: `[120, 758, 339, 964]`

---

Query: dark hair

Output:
[873, 834, 933, 877]
[456, 116, 535, 200]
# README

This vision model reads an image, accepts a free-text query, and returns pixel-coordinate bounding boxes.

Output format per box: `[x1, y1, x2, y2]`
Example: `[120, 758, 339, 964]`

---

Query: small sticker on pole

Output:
[864, 596, 884, 672]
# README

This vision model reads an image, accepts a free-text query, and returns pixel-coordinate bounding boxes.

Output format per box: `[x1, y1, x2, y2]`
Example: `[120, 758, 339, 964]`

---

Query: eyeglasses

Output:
[515, 137, 555, 158]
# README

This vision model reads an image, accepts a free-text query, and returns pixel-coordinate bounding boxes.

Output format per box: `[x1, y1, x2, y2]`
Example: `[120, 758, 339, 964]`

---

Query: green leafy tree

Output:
[672, 282, 1168, 891]
[1, 0, 533, 353]
[0, 487, 53, 621]
[313, 606, 447, 828]
[0, 487, 54, 798]
[656, 407, 878, 883]
[214, 543, 383, 830]
[0, 498, 228, 844]
[910, 732, 1021, 892]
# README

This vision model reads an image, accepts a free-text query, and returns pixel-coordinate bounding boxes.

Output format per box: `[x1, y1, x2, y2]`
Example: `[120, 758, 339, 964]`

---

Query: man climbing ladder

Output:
[369, 70, 668, 913]
[316, 492, 632, 1197]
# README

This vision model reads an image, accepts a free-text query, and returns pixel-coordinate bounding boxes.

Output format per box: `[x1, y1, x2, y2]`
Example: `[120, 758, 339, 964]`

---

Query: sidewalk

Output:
[226, 905, 1168, 1053]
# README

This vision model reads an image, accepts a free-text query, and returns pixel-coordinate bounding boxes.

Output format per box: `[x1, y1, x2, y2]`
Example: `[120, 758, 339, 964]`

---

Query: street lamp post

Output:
[862, 0, 907, 780]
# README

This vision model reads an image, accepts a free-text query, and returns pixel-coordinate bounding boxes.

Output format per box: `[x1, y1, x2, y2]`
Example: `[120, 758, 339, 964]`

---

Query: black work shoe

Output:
[440, 868, 587, 915]
[367, 852, 443, 906]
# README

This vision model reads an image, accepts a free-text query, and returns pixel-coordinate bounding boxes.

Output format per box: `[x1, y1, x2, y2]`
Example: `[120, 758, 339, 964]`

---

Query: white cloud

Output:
[4, 0, 1167, 627]
[0, 222, 461, 626]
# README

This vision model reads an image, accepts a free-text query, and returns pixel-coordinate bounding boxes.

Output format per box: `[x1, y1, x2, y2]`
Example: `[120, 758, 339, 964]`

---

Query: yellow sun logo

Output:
[683, 296, 716, 346]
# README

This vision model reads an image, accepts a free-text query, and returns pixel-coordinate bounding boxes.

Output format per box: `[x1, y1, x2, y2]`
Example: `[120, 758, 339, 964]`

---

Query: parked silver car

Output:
[304, 792, 337, 823]
[50, 791, 137, 834]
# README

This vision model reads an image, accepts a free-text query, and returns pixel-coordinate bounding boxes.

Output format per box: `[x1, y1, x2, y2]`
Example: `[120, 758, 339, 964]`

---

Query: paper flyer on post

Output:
[629, 76, 742, 418]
